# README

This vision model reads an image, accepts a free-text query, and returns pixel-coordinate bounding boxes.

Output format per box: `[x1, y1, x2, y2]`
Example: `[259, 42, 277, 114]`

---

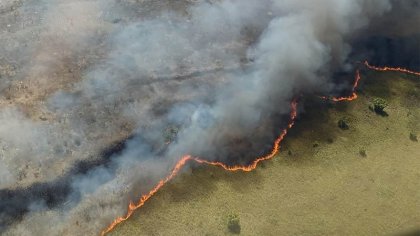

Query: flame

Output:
[364, 61, 420, 76]
[321, 61, 419, 103]
[101, 100, 298, 235]
[101, 61, 419, 235]
[100, 155, 193, 235]
[193, 100, 297, 172]
[321, 69, 361, 102]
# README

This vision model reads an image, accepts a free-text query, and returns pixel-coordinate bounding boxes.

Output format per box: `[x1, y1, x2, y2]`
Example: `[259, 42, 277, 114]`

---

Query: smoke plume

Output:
[0, 0, 418, 235]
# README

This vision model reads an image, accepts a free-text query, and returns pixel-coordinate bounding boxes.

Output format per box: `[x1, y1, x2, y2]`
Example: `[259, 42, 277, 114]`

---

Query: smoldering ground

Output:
[0, 0, 419, 235]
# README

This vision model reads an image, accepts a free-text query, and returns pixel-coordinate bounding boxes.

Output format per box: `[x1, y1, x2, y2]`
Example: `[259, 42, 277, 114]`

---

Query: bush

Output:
[227, 213, 241, 234]
[338, 117, 349, 130]
[163, 126, 179, 143]
[410, 132, 418, 142]
[359, 149, 367, 157]
[372, 97, 388, 114]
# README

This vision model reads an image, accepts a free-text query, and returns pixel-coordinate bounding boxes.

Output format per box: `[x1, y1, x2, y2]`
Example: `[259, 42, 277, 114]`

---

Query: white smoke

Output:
[1, 0, 417, 235]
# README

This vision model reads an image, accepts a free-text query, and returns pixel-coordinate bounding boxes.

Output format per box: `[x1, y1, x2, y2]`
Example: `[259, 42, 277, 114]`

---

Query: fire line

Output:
[364, 61, 420, 76]
[101, 100, 297, 236]
[101, 62, 419, 235]
[320, 69, 361, 102]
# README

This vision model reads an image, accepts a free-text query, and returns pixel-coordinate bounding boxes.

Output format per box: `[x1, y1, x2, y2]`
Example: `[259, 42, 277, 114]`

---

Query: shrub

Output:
[372, 97, 388, 113]
[410, 132, 418, 142]
[359, 149, 367, 157]
[338, 117, 349, 130]
[163, 126, 179, 143]
[227, 213, 241, 234]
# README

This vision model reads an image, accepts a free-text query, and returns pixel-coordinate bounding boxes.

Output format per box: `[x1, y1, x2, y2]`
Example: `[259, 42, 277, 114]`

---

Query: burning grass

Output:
[108, 69, 420, 236]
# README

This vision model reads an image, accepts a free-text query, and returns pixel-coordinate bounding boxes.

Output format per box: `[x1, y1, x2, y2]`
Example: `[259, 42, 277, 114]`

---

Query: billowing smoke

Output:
[0, 0, 418, 235]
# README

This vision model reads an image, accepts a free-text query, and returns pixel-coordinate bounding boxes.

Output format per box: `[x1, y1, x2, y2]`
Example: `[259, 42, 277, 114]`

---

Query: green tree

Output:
[372, 97, 388, 113]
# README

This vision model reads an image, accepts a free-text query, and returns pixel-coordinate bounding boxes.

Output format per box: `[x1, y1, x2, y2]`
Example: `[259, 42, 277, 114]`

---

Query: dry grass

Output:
[110, 72, 420, 236]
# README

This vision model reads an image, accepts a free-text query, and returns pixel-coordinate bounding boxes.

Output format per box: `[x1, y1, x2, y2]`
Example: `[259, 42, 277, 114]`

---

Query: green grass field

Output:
[110, 71, 420, 236]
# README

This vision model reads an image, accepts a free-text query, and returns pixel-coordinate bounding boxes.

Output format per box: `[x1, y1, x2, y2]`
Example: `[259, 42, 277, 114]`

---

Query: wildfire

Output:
[193, 100, 297, 172]
[321, 70, 361, 102]
[101, 100, 298, 235]
[100, 155, 193, 235]
[364, 61, 420, 76]
[101, 61, 419, 235]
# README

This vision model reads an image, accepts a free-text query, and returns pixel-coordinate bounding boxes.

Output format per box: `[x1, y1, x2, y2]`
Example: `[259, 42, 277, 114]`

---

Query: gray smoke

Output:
[0, 0, 417, 235]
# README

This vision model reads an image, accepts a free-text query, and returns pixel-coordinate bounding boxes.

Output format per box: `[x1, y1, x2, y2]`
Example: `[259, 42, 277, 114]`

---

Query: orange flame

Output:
[100, 155, 193, 235]
[193, 100, 297, 172]
[101, 61, 419, 235]
[100, 100, 298, 235]
[321, 69, 361, 102]
[364, 61, 420, 76]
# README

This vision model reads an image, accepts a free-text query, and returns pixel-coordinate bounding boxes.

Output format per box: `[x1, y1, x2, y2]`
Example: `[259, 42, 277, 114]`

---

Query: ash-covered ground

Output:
[0, 0, 419, 235]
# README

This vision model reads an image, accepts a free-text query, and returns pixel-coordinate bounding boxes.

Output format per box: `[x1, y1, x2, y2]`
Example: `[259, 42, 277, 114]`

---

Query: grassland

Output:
[110, 71, 420, 236]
